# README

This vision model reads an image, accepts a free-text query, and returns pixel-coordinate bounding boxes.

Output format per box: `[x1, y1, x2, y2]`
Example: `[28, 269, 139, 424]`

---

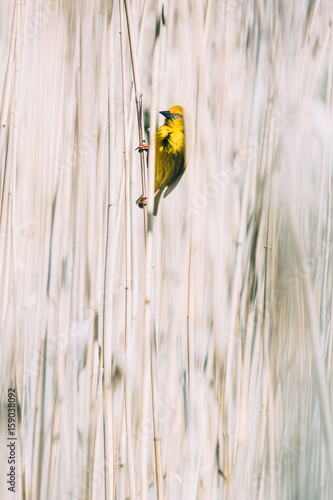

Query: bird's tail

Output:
[153, 190, 163, 216]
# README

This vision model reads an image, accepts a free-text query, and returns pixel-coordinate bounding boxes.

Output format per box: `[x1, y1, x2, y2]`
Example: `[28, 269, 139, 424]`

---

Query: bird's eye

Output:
[174, 113, 181, 118]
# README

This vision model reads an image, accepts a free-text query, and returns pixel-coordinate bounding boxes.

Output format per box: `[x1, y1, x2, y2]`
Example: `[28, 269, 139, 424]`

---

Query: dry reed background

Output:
[1, 0, 333, 499]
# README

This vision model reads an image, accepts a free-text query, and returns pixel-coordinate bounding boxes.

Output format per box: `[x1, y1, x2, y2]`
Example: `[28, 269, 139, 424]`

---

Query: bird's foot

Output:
[136, 194, 148, 208]
[136, 141, 149, 152]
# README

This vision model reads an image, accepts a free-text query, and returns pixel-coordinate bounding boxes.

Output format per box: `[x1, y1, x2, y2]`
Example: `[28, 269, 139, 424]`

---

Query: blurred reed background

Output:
[1, 0, 333, 499]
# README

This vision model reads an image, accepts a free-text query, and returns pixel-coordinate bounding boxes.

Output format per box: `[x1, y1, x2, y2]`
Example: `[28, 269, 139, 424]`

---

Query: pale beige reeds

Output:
[2, 1, 333, 500]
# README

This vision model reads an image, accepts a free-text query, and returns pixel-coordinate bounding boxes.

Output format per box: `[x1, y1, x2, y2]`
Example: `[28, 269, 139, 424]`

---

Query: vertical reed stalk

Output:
[144, 2, 164, 498]
[119, 1, 136, 498]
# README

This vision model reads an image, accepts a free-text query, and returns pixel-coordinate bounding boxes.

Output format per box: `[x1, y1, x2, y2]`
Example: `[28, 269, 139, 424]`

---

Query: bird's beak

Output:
[159, 110, 173, 120]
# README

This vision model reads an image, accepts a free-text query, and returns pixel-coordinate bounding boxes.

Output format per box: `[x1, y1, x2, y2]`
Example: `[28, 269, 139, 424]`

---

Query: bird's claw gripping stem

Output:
[136, 142, 149, 152]
[136, 195, 148, 208]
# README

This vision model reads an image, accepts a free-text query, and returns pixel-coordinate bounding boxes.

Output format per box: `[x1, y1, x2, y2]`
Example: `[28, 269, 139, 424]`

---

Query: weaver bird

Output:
[136, 105, 186, 216]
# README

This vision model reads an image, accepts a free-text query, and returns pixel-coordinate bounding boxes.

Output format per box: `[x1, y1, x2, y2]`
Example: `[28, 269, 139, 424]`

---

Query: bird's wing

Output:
[163, 165, 186, 198]
[156, 126, 172, 152]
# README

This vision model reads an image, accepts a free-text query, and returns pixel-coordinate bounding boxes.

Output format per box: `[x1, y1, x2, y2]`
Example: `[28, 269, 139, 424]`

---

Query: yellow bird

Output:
[136, 105, 186, 216]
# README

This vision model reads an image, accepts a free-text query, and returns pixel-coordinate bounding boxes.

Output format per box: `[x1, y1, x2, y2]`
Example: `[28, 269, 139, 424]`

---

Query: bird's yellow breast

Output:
[155, 125, 185, 191]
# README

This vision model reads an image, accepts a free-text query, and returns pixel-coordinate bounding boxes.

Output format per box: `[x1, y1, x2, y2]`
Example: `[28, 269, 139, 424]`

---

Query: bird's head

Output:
[159, 105, 185, 131]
